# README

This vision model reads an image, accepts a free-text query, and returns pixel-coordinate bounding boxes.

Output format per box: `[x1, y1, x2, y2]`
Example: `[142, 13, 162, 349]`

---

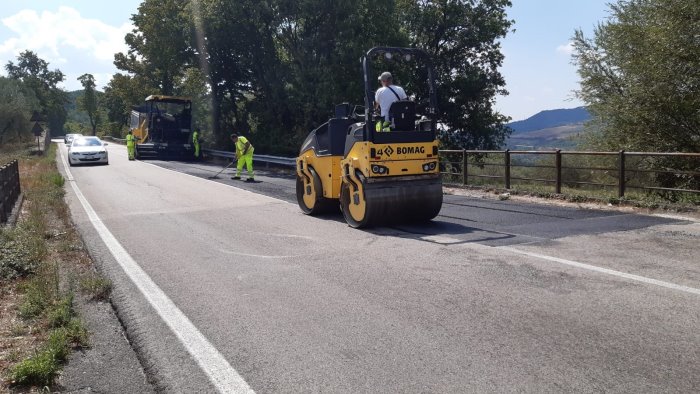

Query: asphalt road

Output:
[59, 143, 700, 393]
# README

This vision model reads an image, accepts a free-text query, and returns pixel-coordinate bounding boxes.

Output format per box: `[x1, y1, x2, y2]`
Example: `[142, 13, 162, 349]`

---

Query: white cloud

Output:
[0, 6, 132, 65]
[556, 42, 574, 55]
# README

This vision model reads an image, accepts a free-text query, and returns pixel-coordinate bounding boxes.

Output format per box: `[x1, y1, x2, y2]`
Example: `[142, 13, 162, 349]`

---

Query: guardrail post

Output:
[618, 150, 626, 198]
[462, 149, 468, 186]
[504, 149, 511, 189]
[555, 149, 562, 194]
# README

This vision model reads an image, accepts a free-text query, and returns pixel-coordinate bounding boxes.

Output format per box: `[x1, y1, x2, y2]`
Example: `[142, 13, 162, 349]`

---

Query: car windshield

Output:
[72, 138, 102, 147]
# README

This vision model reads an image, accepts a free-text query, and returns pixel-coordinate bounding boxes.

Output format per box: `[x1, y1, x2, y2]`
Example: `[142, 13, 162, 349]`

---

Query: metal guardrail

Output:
[439, 149, 700, 197]
[0, 160, 21, 224]
[100, 137, 296, 167]
[102, 136, 126, 143]
[202, 148, 296, 167]
[98, 138, 699, 198]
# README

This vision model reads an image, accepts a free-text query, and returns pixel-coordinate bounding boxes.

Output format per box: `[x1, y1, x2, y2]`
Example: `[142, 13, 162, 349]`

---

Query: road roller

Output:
[296, 47, 442, 228]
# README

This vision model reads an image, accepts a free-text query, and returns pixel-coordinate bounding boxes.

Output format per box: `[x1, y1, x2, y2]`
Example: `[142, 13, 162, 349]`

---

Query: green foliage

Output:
[114, 0, 193, 95]
[397, 0, 514, 149]
[10, 347, 60, 386]
[0, 77, 38, 144]
[5, 50, 68, 135]
[19, 263, 59, 320]
[47, 295, 73, 328]
[79, 272, 112, 301]
[9, 317, 89, 387]
[0, 227, 42, 280]
[77, 74, 101, 135]
[108, 0, 514, 154]
[50, 173, 64, 188]
[572, 0, 700, 153]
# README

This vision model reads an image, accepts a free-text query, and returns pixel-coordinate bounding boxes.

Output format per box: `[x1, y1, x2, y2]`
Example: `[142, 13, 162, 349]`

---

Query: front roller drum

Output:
[296, 167, 337, 215]
[341, 176, 443, 228]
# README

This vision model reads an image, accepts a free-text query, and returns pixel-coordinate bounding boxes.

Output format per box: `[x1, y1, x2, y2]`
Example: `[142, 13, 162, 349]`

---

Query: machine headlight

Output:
[371, 165, 389, 175]
[423, 162, 437, 172]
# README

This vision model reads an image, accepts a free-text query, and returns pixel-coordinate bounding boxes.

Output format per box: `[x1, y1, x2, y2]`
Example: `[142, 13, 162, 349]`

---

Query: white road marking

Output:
[498, 246, 700, 296]
[59, 147, 254, 394]
[421, 235, 462, 244]
[220, 249, 299, 259]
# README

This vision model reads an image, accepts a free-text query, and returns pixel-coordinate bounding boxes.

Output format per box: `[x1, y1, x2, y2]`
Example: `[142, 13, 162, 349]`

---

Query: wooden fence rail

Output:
[439, 150, 700, 198]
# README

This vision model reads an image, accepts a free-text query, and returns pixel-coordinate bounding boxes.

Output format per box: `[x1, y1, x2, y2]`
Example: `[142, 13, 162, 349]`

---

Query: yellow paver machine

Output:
[296, 47, 442, 228]
[130, 95, 195, 160]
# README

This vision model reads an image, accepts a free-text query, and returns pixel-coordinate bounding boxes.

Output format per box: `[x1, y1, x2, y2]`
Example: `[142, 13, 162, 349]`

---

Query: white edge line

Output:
[59, 146, 254, 394]
[498, 246, 700, 296]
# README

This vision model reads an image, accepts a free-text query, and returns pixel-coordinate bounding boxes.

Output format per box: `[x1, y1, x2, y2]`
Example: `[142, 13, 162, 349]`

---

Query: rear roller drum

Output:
[296, 167, 337, 215]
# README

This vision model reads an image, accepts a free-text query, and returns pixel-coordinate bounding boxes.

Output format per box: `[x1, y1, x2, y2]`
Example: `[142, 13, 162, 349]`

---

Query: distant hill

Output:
[508, 107, 590, 134]
[505, 107, 591, 150]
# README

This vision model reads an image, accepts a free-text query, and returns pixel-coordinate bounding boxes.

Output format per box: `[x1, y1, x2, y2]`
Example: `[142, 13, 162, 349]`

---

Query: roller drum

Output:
[342, 176, 443, 228]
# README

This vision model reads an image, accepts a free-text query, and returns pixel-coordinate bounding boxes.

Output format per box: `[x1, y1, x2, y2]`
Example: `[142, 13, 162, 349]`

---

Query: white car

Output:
[68, 136, 109, 166]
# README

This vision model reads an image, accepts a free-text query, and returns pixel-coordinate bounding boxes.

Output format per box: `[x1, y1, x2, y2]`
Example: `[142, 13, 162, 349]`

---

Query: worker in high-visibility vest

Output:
[192, 128, 201, 159]
[126, 130, 136, 160]
[230, 133, 254, 182]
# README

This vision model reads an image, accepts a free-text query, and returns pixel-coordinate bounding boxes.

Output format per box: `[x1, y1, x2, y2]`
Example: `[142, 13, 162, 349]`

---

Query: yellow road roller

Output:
[296, 47, 442, 228]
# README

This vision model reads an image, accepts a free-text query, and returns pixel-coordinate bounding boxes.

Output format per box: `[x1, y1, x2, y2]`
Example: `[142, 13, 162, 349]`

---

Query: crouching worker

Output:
[230, 133, 254, 182]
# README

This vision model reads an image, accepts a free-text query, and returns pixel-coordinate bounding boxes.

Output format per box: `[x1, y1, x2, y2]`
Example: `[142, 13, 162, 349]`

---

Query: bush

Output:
[80, 273, 112, 301]
[10, 348, 60, 386]
[46, 295, 74, 328]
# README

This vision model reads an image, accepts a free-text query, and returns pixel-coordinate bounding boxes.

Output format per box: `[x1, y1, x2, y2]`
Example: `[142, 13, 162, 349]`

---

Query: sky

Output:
[0, 0, 610, 122]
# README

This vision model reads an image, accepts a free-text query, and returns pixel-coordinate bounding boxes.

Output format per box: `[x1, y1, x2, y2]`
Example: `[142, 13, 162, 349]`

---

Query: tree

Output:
[0, 77, 38, 145]
[397, 0, 514, 150]
[108, 0, 514, 154]
[102, 73, 157, 136]
[77, 73, 100, 135]
[176, 67, 213, 142]
[114, 0, 193, 95]
[572, 0, 700, 153]
[5, 51, 67, 135]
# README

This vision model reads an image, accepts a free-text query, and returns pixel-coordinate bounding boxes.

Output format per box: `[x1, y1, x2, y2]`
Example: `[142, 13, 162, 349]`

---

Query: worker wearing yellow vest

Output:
[126, 130, 136, 160]
[230, 133, 254, 182]
[192, 128, 201, 159]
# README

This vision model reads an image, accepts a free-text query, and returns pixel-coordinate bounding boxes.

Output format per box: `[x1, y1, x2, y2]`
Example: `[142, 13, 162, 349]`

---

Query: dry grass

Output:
[0, 143, 111, 390]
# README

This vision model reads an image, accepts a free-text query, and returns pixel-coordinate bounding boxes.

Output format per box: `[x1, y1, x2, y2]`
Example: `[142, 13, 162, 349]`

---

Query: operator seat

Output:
[388, 100, 416, 131]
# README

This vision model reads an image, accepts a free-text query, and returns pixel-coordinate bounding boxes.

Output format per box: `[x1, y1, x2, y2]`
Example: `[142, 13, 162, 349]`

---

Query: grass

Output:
[1, 142, 105, 390]
[80, 273, 112, 301]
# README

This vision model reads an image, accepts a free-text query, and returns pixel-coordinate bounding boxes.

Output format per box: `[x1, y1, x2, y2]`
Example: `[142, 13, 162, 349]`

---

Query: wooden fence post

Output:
[555, 149, 562, 194]
[462, 149, 468, 186]
[504, 149, 511, 189]
[618, 150, 626, 198]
